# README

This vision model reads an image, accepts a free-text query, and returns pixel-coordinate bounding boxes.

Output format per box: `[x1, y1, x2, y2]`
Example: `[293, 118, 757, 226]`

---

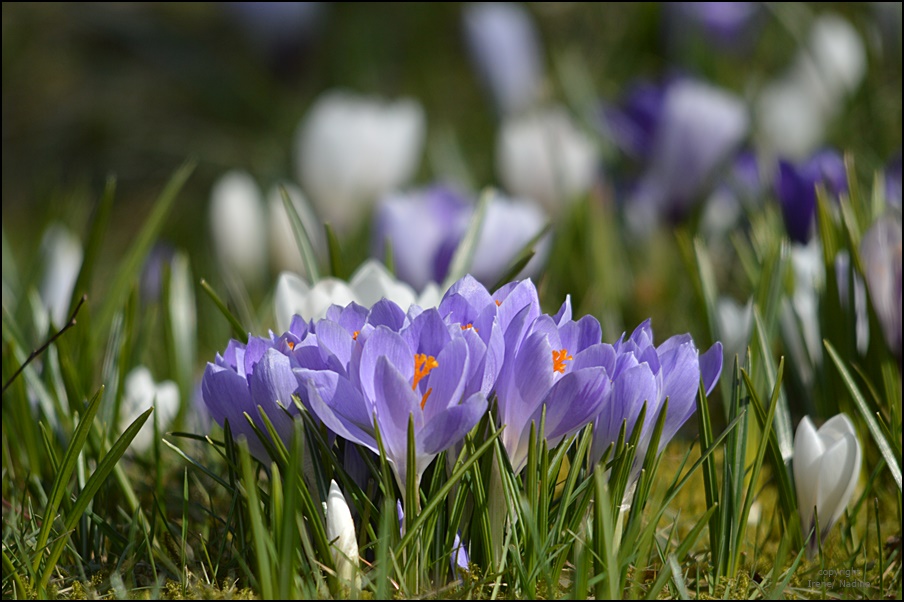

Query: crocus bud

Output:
[38, 223, 83, 330]
[793, 414, 861, 559]
[210, 170, 268, 288]
[326, 479, 359, 586]
[120, 366, 180, 454]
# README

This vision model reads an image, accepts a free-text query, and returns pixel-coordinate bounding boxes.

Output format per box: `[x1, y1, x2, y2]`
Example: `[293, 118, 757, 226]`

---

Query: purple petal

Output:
[373, 356, 423, 461]
[700, 342, 724, 395]
[536, 367, 610, 442]
[422, 337, 469, 421]
[358, 327, 413, 403]
[420, 392, 488, 455]
[300, 370, 376, 451]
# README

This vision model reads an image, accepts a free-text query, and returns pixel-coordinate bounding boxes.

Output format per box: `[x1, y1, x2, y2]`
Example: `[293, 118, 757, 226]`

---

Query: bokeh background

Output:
[3, 1, 901, 367]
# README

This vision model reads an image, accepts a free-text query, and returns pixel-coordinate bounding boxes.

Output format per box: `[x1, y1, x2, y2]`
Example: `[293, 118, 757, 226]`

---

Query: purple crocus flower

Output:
[600, 80, 668, 161]
[860, 217, 903, 359]
[589, 319, 723, 470]
[297, 303, 489, 500]
[372, 186, 549, 290]
[664, 3, 761, 50]
[776, 149, 847, 244]
[462, 2, 543, 115]
[201, 316, 312, 462]
[886, 153, 902, 210]
[612, 79, 749, 233]
[491, 279, 610, 473]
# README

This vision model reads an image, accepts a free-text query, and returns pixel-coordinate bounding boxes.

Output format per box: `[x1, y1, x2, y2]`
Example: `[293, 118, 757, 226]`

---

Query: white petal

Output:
[793, 415, 824, 535]
[39, 224, 83, 328]
[326, 479, 359, 586]
[814, 414, 861, 534]
[349, 259, 417, 309]
[210, 171, 267, 286]
[274, 271, 311, 333]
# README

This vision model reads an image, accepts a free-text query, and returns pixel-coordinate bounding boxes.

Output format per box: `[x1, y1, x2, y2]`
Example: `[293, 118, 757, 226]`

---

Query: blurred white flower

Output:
[793, 414, 861, 559]
[274, 260, 439, 332]
[757, 13, 865, 158]
[496, 105, 599, 217]
[38, 223, 83, 330]
[120, 366, 180, 455]
[295, 91, 426, 234]
[716, 296, 754, 363]
[210, 170, 268, 287]
[325, 479, 360, 587]
[463, 2, 543, 115]
[267, 182, 325, 278]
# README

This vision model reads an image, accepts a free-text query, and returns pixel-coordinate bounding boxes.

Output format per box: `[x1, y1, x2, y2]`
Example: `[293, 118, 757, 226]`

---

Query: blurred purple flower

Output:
[297, 305, 488, 498]
[776, 149, 847, 244]
[619, 79, 749, 233]
[451, 531, 470, 577]
[860, 217, 902, 358]
[463, 2, 543, 115]
[201, 316, 311, 462]
[589, 319, 723, 469]
[372, 186, 549, 290]
[664, 3, 760, 49]
[886, 153, 902, 209]
[600, 80, 668, 161]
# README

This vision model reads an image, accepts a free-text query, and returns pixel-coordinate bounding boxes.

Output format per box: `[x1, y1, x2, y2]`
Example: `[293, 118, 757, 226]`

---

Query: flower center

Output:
[461, 323, 478, 332]
[552, 349, 572, 374]
[352, 330, 360, 341]
[413, 353, 439, 409]
[287, 341, 295, 350]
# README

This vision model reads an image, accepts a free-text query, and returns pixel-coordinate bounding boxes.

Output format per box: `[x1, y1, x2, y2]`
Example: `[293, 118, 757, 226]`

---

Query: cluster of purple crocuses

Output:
[201, 274, 723, 500]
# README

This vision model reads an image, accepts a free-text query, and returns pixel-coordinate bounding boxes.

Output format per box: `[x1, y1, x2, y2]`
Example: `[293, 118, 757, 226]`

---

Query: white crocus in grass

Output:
[496, 105, 599, 217]
[793, 414, 861, 559]
[325, 479, 359, 587]
[38, 223, 83, 330]
[120, 366, 180, 455]
[295, 90, 426, 235]
[757, 13, 865, 158]
[274, 259, 441, 332]
[210, 170, 268, 288]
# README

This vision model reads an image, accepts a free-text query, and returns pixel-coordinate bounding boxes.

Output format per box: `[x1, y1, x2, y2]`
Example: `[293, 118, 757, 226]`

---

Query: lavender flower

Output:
[860, 216, 902, 358]
[589, 320, 723, 469]
[619, 79, 749, 233]
[201, 316, 311, 462]
[776, 149, 847, 244]
[492, 279, 610, 473]
[372, 186, 549, 290]
[297, 304, 488, 499]
[462, 2, 543, 115]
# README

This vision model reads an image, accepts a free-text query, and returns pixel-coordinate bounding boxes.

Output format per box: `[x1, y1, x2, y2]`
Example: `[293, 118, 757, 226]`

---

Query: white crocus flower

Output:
[274, 260, 441, 332]
[38, 224, 83, 331]
[274, 273, 356, 332]
[119, 366, 180, 455]
[463, 2, 543, 115]
[793, 414, 861, 558]
[496, 105, 599, 217]
[210, 170, 268, 288]
[325, 479, 360, 587]
[295, 91, 426, 235]
[757, 13, 865, 158]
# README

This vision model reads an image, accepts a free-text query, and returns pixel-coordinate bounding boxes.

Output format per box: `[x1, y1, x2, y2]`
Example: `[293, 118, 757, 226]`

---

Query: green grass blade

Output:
[280, 184, 320, 283]
[824, 340, 902, 490]
[442, 189, 490, 289]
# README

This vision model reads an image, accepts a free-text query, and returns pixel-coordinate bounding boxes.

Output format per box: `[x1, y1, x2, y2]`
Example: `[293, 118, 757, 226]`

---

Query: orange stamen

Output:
[495, 299, 501, 306]
[412, 353, 439, 393]
[552, 349, 573, 374]
[287, 340, 295, 350]
[352, 330, 360, 341]
[420, 388, 433, 410]
[461, 323, 478, 332]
